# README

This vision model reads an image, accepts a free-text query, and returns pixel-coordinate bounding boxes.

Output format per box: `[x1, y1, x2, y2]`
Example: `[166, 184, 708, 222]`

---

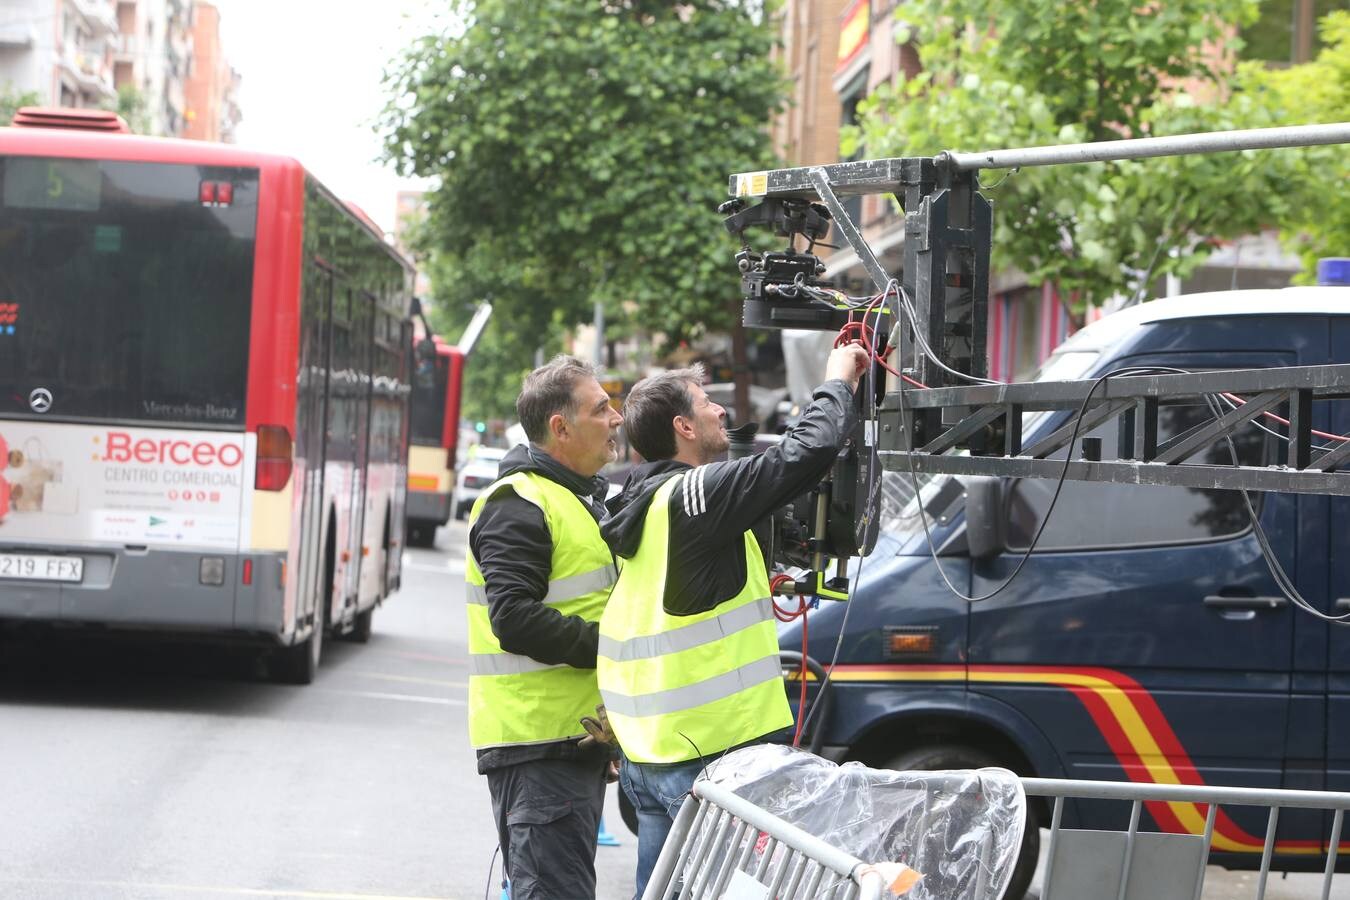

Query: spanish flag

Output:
[837, 0, 869, 72]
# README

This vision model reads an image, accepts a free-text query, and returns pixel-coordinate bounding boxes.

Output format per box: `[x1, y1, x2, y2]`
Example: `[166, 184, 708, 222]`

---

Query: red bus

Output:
[406, 336, 464, 547]
[0, 108, 415, 683]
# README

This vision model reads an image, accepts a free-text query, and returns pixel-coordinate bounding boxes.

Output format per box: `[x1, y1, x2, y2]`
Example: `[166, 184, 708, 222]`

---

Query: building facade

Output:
[0, 0, 225, 139]
[394, 190, 433, 300]
[1, 0, 119, 111]
[112, 0, 194, 136]
[182, 1, 240, 142]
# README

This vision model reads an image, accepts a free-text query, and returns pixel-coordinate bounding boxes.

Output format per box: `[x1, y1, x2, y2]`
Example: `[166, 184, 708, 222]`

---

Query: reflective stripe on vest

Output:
[464, 470, 614, 749]
[596, 597, 773, 662]
[596, 473, 792, 764]
[600, 655, 784, 718]
[465, 563, 617, 607]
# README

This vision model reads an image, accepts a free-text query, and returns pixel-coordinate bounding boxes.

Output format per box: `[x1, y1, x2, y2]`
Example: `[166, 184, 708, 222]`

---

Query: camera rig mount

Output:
[727, 122, 1350, 497]
[724, 122, 1350, 601]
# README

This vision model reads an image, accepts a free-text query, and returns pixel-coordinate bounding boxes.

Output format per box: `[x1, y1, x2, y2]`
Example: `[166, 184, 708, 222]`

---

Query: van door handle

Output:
[1203, 595, 1288, 610]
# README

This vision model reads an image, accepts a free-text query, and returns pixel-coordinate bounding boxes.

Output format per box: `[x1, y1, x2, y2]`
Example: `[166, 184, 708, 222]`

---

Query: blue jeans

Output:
[619, 757, 706, 899]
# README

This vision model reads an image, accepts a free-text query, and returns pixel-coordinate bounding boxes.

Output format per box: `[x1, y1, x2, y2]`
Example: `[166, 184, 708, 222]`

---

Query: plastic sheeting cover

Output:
[698, 745, 1026, 900]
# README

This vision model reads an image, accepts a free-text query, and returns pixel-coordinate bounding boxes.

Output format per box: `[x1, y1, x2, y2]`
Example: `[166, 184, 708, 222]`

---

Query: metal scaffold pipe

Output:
[940, 122, 1350, 172]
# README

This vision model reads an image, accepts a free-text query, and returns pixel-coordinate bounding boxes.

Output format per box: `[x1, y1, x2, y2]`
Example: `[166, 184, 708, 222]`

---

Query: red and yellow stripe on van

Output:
[818, 663, 1336, 854]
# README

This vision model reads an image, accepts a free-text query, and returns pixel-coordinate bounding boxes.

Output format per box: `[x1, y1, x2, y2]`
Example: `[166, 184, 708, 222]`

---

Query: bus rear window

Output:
[0, 157, 257, 428]
[410, 353, 448, 446]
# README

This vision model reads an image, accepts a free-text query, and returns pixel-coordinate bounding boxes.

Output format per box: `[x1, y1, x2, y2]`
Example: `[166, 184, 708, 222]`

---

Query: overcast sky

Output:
[213, 0, 444, 236]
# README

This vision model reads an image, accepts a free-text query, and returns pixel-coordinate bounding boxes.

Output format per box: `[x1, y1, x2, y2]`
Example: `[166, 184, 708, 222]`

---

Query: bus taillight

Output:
[199, 180, 234, 207]
[255, 425, 293, 491]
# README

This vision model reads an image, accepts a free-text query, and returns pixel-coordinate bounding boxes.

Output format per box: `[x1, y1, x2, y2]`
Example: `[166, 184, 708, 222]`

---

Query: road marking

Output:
[354, 671, 467, 689]
[0, 877, 450, 899]
[314, 687, 465, 706]
[373, 649, 466, 666]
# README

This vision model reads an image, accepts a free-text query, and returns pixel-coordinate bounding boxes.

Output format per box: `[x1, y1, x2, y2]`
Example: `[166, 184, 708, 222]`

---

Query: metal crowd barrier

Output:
[644, 774, 1350, 900]
[1024, 777, 1350, 900]
[643, 779, 887, 900]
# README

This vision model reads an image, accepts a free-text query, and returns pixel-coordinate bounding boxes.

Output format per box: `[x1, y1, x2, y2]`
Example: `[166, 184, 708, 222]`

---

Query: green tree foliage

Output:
[1, 84, 40, 125]
[1243, 11, 1350, 279]
[846, 0, 1334, 309]
[381, 0, 784, 418]
[111, 85, 150, 134]
[419, 240, 557, 424]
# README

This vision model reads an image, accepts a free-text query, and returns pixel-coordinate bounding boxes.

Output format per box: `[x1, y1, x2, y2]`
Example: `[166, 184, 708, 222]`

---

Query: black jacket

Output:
[602, 380, 858, 616]
[468, 443, 614, 773]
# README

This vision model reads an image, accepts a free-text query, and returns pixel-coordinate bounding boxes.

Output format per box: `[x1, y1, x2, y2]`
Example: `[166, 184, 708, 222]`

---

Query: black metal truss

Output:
[728, 125, 1350, 495]
[875, 365, 1350, 495]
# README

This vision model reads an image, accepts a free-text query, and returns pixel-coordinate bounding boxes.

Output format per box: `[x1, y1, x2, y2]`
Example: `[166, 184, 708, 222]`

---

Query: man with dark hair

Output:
[597, 344, 869, 896]
[464, 354, 624, 900]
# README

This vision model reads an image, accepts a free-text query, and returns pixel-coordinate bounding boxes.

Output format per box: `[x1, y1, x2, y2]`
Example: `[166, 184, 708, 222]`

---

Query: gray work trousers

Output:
[486, 755, 608, 900]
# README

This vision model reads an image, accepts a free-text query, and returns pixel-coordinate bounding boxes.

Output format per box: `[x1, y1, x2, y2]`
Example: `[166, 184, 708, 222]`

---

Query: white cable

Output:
[1214, 392, 1340, 452]
[889, 279, 1001, 386]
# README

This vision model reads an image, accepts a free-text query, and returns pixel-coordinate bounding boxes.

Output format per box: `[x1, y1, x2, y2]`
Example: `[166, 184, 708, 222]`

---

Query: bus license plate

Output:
[0, 553, 84, 583]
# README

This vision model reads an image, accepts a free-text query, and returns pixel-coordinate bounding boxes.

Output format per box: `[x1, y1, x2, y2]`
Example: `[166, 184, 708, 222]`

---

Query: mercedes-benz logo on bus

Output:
[28, 388, 53, 414]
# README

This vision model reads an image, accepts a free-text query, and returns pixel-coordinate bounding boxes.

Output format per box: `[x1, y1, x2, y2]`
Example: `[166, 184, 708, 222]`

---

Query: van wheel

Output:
[885, 744, 1039, 900]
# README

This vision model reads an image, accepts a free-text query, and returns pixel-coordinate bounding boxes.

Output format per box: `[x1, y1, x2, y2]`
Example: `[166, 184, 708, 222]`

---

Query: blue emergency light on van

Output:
[1318, 257, 1350, 286]
[778, 284, 1350, 899]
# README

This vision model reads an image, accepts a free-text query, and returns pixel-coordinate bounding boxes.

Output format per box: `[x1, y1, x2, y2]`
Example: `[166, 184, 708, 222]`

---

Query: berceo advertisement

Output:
[0, 422, 254, 549]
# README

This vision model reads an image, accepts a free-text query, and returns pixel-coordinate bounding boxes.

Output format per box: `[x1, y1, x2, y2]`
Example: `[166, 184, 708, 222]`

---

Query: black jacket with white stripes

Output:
[602, 380, 858, 617]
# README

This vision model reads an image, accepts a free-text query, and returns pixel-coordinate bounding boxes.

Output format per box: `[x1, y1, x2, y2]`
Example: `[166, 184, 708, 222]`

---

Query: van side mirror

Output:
[964, 477, 1005, 561]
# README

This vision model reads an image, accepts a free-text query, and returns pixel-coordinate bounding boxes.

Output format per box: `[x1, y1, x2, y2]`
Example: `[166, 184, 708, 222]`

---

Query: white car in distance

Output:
[453, 446, 508, 520]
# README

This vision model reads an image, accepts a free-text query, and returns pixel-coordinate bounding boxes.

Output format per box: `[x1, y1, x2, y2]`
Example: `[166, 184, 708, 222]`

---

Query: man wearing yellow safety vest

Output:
[465, 355, 624, 900]
[596, 344, 868, 896]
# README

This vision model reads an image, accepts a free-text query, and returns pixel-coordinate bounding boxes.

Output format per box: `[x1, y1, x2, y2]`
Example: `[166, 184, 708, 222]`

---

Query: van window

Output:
[1007, 401, 1267, 551]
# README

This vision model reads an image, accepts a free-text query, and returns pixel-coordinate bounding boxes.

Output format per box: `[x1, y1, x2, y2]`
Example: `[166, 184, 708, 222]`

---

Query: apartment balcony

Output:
[0, 23, 37, 50]
[111, 32, 138, 62]
[168, 0, 192, 26]
[71, 0, 119, 37]
[166, 34, 193, 79]
[59, 44, 117, 102]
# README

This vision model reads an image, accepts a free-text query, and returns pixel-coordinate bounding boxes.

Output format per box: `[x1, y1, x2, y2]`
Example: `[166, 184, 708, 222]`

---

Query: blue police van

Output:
[783, 285, 1350, 898]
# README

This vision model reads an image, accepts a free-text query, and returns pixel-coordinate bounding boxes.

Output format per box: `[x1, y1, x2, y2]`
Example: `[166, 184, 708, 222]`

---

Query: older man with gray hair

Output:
[463, 354, 624, 899]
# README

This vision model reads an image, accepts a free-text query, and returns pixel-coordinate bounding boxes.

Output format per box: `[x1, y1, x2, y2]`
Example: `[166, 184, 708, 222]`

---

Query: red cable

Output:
[835, 307, 918, 386]
[792, 608, 808, 748]
[1222, 392, 1350, 443]
[770, 573, 811, 746]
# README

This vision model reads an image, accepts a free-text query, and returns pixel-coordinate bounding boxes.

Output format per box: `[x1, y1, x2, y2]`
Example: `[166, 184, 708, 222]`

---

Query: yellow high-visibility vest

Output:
[597, 473, 791, 764]
[465, 471, 616, 749]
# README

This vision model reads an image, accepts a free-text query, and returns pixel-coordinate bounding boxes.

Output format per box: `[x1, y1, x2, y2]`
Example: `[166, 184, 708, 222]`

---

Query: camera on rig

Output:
[719, 197, 855, 333]
[720, 197, 887, 601]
